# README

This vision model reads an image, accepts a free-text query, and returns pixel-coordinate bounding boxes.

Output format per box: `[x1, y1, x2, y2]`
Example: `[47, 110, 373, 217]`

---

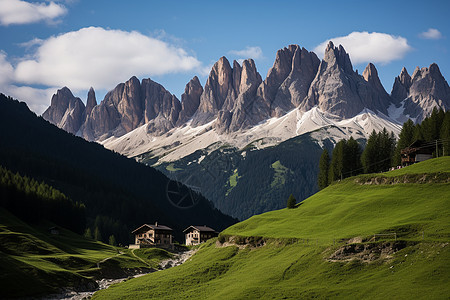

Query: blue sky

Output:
[0, 0, 449, 114]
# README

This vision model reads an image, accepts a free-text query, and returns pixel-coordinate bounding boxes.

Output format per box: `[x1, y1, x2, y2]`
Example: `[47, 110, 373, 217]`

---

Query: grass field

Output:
[93, 157, 450, 299]
[0, 208, 172, 298]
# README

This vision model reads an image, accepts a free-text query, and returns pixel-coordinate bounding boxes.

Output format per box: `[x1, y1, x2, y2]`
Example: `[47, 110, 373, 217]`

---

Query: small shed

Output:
[401, 140, 434, 166]
[183, 225, 218, 246]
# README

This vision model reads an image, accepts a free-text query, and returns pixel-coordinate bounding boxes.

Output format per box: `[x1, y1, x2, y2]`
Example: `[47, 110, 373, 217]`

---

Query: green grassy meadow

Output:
[94, 158, 450, 299]
[0, 208, 171, 298]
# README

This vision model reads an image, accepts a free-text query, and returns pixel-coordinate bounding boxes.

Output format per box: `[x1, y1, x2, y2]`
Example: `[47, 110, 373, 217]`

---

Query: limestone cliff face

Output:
[190, 57, 262, 132]
[142, 78, 181, 135]
[392, 63, 450, 122]
[302, 42, 392, 117]
[391, 67, 412, 104]
[84, 87, 97, 118]
[42, 87, 85, 135]
[79, 76, 181, 140]
[258, 45, 320, 117]
[177, 76, 203, 126]
[44, 43, 450, 142]
[192, 57, 235, 126]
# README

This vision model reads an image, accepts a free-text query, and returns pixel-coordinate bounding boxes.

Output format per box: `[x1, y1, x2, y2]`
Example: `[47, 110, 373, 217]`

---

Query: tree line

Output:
[0, 165, 86, 234]
[318, 108, 450, 189]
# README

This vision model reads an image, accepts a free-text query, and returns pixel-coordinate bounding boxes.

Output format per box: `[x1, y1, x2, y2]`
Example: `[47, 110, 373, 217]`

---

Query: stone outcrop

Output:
[390, 67, 411, 104]
[85, 87, 97, 118]
[392, 63, 450, 122]
[257, 45, 320, 117]
[301, 41, 391, 117]
[44, 77, 182, 141]
[191, 57, 262, 132]
[191, 57, 236, 126]
[42, 87, 85, 135]
[177, 76, 203, 125]
[142, 78, 181, 135]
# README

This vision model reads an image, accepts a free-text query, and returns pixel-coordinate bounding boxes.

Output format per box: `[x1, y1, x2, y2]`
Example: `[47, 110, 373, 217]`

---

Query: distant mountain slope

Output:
[93, 157, 450, 299]
[0, 94, 236, 243]
[152, 134, 327, 220]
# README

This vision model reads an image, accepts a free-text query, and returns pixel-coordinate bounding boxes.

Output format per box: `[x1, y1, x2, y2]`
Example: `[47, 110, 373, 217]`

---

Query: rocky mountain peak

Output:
[192, 56, 243, 126]
[305, 43, 392, 117]
[411, 66, 422, 81]
[42, 87, 85, 135]
[391, 67, 411, 103]
[239, 59, 262, 94]
[85, 87, 97, 117]
[363, 63, 387, 97]
[324, 41, 353, 73]
[256, 44, 318, 117]
[177, 76, 203, 125]
[392, 63, 450, 123]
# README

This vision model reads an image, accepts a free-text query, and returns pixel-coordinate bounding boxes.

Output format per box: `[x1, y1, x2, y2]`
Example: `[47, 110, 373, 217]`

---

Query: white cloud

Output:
[14, 27, 202, 90]
[419, 28, 443, 40]
[0, 0, 67, 26]
[18, 37, 44, 48]
[0, 51, 55, 114]
[0, 51, 14, 85]
[229, 46, 264, 60]
[4, 85, 57, 114]
[314, 31, 411, 65]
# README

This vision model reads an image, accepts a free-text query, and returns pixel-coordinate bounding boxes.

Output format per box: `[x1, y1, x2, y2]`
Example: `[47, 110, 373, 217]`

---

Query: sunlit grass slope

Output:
[223, 157, 450, 241]
[93, 157, 450, 299]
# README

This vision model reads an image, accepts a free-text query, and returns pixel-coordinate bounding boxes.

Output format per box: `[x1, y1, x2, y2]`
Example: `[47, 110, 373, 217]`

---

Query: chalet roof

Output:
[401, 139, 434, 155]
[132, 223, 173, 233]
[183, 225, 217, 233]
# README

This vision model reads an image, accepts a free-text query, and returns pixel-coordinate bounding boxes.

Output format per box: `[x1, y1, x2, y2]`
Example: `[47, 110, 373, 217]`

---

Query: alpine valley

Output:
[43, 42, 450, 220]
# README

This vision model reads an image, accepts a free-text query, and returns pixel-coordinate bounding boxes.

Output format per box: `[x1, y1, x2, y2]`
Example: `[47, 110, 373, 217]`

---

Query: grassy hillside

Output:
[93, 157, 450, 299]
[0, 208, 172, 298]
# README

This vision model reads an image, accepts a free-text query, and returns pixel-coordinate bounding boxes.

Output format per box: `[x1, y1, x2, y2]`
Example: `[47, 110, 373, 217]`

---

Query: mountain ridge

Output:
[43, 42, 449, 155]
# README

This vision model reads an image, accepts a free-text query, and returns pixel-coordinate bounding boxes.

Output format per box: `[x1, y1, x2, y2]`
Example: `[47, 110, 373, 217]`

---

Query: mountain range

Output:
[41, 42, 450, 219]
[43, 41, 449, 160]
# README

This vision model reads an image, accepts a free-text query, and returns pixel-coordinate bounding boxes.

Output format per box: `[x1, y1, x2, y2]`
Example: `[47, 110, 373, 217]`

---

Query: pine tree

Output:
[361, 130, 378, 173]
[84, 228, 93, 239]
[329, 140, 346, 182]
[318, 149, 330, 190]
[441, 112, 450, 156]
[108, 235, 116, 246]
[393, 119, 415, 165]
[287, 194, 296, 209]
[345, 137, 362, 176]
[94, 226, 102, 241]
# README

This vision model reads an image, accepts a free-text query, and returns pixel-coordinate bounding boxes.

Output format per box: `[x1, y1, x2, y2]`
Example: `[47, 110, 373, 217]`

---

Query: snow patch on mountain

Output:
[101, 106, 402, 164]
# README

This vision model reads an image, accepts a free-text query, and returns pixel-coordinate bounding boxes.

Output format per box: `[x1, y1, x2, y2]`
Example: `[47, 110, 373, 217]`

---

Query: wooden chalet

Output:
[183, 225, 218, 246]
[401, 140, 434, 166]
[129, 222, 173, 249]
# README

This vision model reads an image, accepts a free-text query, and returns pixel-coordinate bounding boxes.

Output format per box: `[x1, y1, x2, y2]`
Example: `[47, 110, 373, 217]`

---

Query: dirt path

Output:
[96, 251, 124, 268]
